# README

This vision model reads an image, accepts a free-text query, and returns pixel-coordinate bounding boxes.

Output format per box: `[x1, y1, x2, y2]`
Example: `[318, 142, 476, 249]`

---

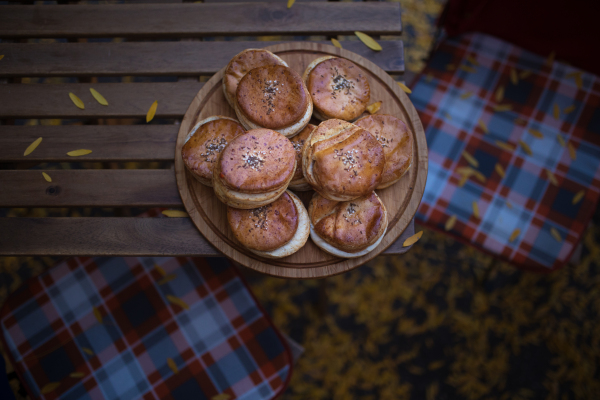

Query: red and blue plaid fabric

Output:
[412, 32, 600, 271]
[0, 257, 291, 400]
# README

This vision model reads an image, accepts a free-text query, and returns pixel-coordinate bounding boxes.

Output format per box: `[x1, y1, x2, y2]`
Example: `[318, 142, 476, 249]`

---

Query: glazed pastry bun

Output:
[354, 114, 413, 189]
[308, 191, 388, 258]
[181, 116, 246, 187]
[222, 49, 288, 108]
[227, 190, 310, 259]
[303, 56, 370, 121]
[288, 123, 316, 191]
[234, 65, 313, 138]
[213, 128, 296, 209]
[302, 119, 385, 201]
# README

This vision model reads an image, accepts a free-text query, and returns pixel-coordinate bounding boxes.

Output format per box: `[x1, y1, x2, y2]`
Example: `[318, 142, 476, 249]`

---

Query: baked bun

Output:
[227, 190, 309, 259]
[354, 114, 413, 189]
[303, 56, 370, 121]
[288, 123, 316, 191]
[308, 191, 388, 258]
[222, 49, 288, 108]
[302, 119, 385, 201]
[234, 65, 313, 138]
[181, 116, 246, 186]
[213, 128, 296, 209]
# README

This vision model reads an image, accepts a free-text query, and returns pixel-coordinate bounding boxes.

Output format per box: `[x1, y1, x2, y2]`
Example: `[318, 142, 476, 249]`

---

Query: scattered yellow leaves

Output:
[553, 103, 560, 119]
[459, 64, 477, 73]
[563, 104, 576, 114]
[82, 347, 94, 355]
[519, 140, 532, 155]
[366, 101, 382, 114]
[146, 100, 158, 123]
[477, 119, 488, 134]
[493, 104, 512, 112]
[528, 128, 543, 138]
[162, 210, 188, 218]
[519, 69, 532, 79]
[509, 229, 520, 242]
[460, 91, 472, 100]
[545, 169, 558, 186]
[567, 142, 576, 160]
[456, 166, 485, 184]
[466, 55, 479, 66]
[93, 307, 102, 324]
[42, 172, 52, 182]
[495, 163, 505, 178]
[41, 382, 61, 394]
[330, 38, 342, 49]
[167, 295, 190, 310]
[545, 51, 556, 67]
[70, 372, 85, 378]
[354, 31, 381, 51]
[158, 274, 177, 285]
[67, 149, 92, 157]
[445, 215, 457, 231]
[287, 0, 295, 8]
[550, 227, 562, 242]
[90, 88, 108, 106]
[24, 137, 43, 156]
[495, 140, 516, 152]
[567, 71, 583, 89]
[397, 81, 412, 94]
[472, 201, 479, 219]
[167, 357, 179, 374]
[155, 265, 167, 276]
[69, 92, 85, 110]
[494, 85, 505, 102]
[403, 231, 423, 247]
[572, 190, 585, 205]
[212, 394, 231, 400]
[462, 151, 479, 168]
[510, 68, 518, 85]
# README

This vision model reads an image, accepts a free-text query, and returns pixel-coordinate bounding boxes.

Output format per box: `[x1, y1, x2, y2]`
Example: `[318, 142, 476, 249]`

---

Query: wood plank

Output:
[0, 170, 181, 207]
[0, 217, 414, 257]
[0, 82, 203, 119]
[0, 125, 177, 162]
[0, 3, 401, 38]
[0, 40, 404, 77]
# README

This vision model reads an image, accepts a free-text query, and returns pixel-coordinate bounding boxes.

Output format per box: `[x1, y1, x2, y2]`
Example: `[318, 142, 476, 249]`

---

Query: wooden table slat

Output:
[0, 3, 401, 38]
[0, 40, 404, 77]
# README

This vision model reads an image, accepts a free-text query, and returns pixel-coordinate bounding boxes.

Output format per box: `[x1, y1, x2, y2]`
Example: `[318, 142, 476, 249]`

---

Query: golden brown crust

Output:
[222, 49, 288, 108]
[302, 119, 385, 200]
[354, 114, 413, 188]
[289, 123, 315, 183]
[308, 192, 387, 252]
[217, 129, 296, 194]
[181, 117, 245, 185]
[236, 65, 309, 130]
[305, 57, 370, 121]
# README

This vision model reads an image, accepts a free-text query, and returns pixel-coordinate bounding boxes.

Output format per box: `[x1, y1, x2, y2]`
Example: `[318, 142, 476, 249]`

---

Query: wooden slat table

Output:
[0, 0, 416, 260]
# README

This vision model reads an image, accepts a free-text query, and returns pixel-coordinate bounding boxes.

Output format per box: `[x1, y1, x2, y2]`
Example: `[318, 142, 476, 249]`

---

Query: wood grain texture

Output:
[0, 170, 181, 207]
[175, 43, 427, 278]
[0, 125, 177, 162]
[0, 3, 401, 38]
[0, 82, 203, 119]
[0, 40, 404, 77]
[0, 217, 415, 257]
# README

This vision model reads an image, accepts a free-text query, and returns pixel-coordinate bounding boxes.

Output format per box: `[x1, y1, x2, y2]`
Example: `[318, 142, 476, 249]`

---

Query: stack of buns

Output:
[181, 48, 414, 259]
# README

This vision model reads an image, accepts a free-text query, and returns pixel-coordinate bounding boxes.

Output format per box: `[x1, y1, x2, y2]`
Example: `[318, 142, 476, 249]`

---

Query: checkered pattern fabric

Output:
[412, 32, 600, 270]
[0, 257, 291, 400]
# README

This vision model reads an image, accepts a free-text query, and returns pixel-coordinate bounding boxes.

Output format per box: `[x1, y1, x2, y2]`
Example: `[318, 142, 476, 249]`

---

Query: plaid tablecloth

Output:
[412, 32, 600, 270]
[0, 257, 291, 400]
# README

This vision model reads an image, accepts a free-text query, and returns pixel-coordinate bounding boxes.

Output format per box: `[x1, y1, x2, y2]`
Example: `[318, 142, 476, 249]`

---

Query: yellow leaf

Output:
[67, 149, 92, 157]
[354, 31, 382, 51]
[155, 265, 167, 276]
[42, 172, 52, 182]
[89, 88, 108, 106]
[514, 118, 527, 126]
[510, 68, 518, 85]
[572, 190, 584, 205]
[403, 231, 423, 247]
[550, 227, 562, 242]
[287, 0, 295, 8]
[472, 201, 480, 219]
[519, 69, 532, 79]
[158, 274, 177, 285]
[460, 91, 472, 100]
[445, 215, 457, 231]
[24, 137, 43, 156]
[495, 163, 505, 178]
[493, 104, 512, 112]
[477, 119, 488, 134]
[473, 170, 486, 183]
[563, 104, 576, 114]
[146, 100, 158, 123]
[93, 307, 102, 324]
[0, 55, 4, 61]
[565, 71, 582, 79]
[575, 75, 582, 89]
[167, 357, 179, 374]
[494, 85, 505, 102]
[82, 347, 94, 355]
[397, 81, 412, 94]
[553, 103, 560, 119]
[466, 55, 479, 66]
[518, 140, 532, 155]
[331, 38, 342, 49]
[462, 151, 479, 168]
[567, 142, 576, 160]
[366, 101, 382, 114]
[69, 92, 85, 110]
[446, 64, 456, 71]
[506, 201, 513, 209]
[545, 50, 555, 67]
[162, 210, 189, 218]
[495, 140, 515, 152]
[167, 295, 190, 310]
[556, 134, 566, 147]
[70, 372, 85, 378]
[425, 74, 433, 82]
[545, 169, 558, 186]
[41, 382, 61, 394]
[509, 229, 520, 242]
[459, 65, 477, 73]
[212, 394, 231, 400]
[457, 174, 469, 187]
[528, 128, 543, 138]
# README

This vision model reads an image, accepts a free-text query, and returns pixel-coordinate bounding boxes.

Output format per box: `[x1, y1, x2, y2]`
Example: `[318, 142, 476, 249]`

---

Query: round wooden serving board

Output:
[175, 42, 428, 279]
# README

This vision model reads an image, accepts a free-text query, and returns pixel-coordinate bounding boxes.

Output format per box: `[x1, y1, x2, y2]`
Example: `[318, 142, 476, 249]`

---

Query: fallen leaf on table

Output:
[462, 151, 479, 168]
[331, 38, 342, 49]
[460, 91, 472, 100]
[158, 274, 177, 285]
[556, 134, 566, 147]
[510, 68, 518, 85]
[545, 51, 556, 67]
[67, 149, 92, 157]
[519, 140, 532, 155]
[514, 118, 527, 126]
[495, 163, 505, 178]
[397, 81, 412, 94]
[70, 372, 85, 378]
[167, 295, 190, 310]
[0, 55, 4, 61]
[146, 100, 158, 123]
[42, 172, 52, 182]
[93, 307, 102, 324]
[445, 215, 457, 231]
[212, 394, 231, 400]
[446, 64, 456, 71]
[41, 382, 61, 394]
[459, 64, 477, 73]
[403, 231, 423, 247]
[509, 229, 520, 242]
[425, 74, 433, 82]
[495, 140, 515, 152]
[563, 104, 576, 114]
[493, 104, 512, 112]
[466, 55, 479, 66]
[495, 85, 505, 102]
[366, 101, 382, 114]
[574, 75, 583, 89]
[69, 92, 85, 110]
[167, 358, 178, 374]
[477, 119, 488, 134]
[506, 201, 513, 209]
[567, 142, 576, 160]
[553, 103, 560, 119]
[355, 31, 381, 51]
[82, 347, 94, 355]
[550, 227, 562, 242]
[472, 201, 479, 219]
[89, 88, 108, 106]
[545, 169, 558, 186]
[572, 190, 585, 205]
[155, 265, 167, 276]
[565, 71, 582, 79]
[528, 128, 543, 138]
[162, 210, 188, 218]
[24, 137, 43, 156]
[519, 69, 532, 79]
